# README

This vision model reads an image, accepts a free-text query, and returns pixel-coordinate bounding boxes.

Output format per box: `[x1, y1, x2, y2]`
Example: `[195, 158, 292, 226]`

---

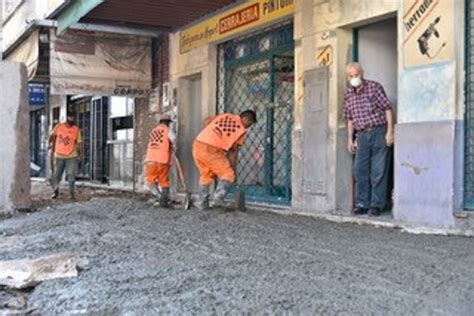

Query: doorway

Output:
[217, 23, 294, 205]
[178, 75, 202, 193]
[354, 17, 398, 210]
[68, 96, 110, 182]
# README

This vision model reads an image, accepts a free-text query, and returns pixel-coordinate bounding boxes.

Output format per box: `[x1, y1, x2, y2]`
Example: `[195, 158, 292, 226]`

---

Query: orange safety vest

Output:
[196, 114, 246, 151]
[145, 124, 172, 164]
[54, 123, 79, 156]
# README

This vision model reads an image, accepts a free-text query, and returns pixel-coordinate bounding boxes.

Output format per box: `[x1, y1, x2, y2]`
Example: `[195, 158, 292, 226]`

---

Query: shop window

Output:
[108, 96, 134, 185]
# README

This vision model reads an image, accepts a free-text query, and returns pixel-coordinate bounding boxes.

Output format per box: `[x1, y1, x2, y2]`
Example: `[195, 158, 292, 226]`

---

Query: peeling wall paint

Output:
[394, 121, 457, 228]
[398, 62, 456, 123]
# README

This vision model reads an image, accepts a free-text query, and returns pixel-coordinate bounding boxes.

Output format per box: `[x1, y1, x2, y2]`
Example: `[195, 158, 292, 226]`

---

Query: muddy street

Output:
[1, 196, 473, 315]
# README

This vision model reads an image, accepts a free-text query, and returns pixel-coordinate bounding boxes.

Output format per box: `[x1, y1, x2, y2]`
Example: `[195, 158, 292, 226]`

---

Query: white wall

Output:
[2, 0, 67, 52]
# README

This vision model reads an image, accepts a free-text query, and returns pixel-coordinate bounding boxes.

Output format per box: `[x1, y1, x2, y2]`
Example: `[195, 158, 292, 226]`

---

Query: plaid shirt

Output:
[343, 80, 391, 131]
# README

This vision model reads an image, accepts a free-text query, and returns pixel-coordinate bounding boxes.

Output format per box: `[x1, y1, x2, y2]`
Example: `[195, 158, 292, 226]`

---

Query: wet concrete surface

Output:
[0, 195, 473, 314]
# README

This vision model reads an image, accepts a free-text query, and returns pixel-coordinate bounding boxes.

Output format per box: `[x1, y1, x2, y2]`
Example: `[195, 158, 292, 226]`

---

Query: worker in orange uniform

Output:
[145, 114, 176, 208]
[193, 110, 257, 210]
[49, 112, 83, 200]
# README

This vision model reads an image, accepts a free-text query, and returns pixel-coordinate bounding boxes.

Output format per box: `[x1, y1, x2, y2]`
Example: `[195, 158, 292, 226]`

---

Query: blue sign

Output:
[29, 84, 46, 106]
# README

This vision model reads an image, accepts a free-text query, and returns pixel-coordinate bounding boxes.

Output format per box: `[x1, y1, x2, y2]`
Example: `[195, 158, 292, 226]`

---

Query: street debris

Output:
[0, 254, 88, 290]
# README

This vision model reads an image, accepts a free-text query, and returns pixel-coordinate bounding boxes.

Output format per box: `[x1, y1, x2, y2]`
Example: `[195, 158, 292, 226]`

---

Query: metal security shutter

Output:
[465, 0, 474, 209]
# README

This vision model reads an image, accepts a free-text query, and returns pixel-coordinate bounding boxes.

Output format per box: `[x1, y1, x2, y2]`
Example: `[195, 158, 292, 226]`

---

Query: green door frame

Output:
[464, 0, 474, 209]
[218, 24, 294, 205]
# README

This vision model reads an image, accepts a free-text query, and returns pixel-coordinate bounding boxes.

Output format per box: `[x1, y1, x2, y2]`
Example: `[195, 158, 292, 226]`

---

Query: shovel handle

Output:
[173, 153, 187, 191]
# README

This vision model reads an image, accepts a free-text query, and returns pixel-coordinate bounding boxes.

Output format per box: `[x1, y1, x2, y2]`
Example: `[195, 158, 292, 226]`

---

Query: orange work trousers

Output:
[192, 141, 235, 185]
[145, 162, 170, 188]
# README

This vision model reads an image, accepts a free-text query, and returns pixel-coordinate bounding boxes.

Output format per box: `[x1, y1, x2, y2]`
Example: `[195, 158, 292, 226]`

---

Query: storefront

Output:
[171, 0, 472, 231]
[172, 0, 295, 205]
[67, 95, 135, 186]
[217, 23, 294, 205]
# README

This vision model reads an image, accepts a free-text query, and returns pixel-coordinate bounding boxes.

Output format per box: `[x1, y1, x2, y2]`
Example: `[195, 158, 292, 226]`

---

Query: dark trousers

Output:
[50, 158, 78, 194]
[354, 125, 390, 209]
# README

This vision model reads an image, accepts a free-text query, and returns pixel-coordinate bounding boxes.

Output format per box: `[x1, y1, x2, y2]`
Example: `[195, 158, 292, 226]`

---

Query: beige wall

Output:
[169, 33, 217, 121]
[169, 0, 465, 225]
[168, 0, 398, 212]
[292, 0, 397, 214]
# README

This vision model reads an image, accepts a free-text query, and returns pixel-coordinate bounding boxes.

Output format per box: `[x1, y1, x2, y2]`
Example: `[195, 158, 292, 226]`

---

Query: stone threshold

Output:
[250, 204, 474, 238]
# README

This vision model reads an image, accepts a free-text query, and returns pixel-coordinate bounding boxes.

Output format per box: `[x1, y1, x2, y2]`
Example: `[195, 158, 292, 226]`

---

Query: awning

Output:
[57, 0, 238, 31]
[57, 0, 104, 34]
[50, 29, 152, 96]
[6, 30, 39, 81]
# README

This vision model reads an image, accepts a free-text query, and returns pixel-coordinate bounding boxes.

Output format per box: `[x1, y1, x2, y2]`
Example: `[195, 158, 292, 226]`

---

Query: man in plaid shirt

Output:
[343, 62, 394, 216]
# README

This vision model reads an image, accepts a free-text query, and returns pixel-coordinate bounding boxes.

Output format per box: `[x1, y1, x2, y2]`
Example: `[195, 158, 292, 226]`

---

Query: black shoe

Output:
[368, 208, 381, 217]
[352, 207, 368, 215]
[51, 190, 59, 199]
[159, 200, 173, 209]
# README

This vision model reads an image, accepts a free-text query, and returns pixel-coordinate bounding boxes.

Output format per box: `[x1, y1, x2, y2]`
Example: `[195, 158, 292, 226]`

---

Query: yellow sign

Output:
[316, 45, 333, 67]
[402, 0, 453, 68]
[179, 0, 295, 54]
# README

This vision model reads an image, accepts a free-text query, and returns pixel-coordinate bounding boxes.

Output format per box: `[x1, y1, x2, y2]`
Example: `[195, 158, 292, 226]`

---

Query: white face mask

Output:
[350, 77, 363, 88]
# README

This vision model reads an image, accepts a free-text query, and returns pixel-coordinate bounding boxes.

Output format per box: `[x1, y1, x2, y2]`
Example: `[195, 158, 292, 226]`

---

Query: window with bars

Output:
[217, 23, 294, 205]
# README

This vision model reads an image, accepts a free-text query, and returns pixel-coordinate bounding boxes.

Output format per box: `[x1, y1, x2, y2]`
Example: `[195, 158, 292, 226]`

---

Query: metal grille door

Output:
[91, 97, 109, 183]
[465, 0, 474, 209]
[218, 24, 294, 205]
[75, 100, 91, 179]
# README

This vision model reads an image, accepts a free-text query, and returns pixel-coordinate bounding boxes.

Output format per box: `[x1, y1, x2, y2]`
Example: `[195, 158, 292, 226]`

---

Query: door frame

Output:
[351, 16, 398, 211]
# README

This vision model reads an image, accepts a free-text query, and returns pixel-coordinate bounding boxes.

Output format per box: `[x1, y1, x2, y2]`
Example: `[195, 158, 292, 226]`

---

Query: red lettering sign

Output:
[219, 3, 260, 35]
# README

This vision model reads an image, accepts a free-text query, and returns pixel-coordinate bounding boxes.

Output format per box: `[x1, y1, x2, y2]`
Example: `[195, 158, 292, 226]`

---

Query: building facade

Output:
[2, 0, 170, 187]
[2, 0, 474, 232]
[170, 0, 473, 231]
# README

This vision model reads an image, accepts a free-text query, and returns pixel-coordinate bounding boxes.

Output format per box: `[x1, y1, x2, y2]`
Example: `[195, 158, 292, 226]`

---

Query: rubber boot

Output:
[196, 185, 210, 210]
[149, 184, 161, 198]
[51, 189, 59, 200]
[212, 180, 232, 208]
[159, 188, 171, 208]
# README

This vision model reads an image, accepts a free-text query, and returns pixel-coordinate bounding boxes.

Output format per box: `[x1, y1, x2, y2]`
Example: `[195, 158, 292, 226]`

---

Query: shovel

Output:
[173, 153, 192, 210]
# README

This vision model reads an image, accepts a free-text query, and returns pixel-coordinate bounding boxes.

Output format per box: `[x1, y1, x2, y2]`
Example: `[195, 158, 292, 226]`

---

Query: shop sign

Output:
[112, 116, 134, 131]
[402, 0, 453, 68]
[180, 0, 295, 53]
[315, 45, 333, 68]
[50, 30, 152, 96]
[29, 84, 46, 106]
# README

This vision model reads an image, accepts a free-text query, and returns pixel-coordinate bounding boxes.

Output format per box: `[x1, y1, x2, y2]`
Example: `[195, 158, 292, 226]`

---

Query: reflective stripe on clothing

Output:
[196, 113, 246, 151]
[145, 124, 172, 164]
